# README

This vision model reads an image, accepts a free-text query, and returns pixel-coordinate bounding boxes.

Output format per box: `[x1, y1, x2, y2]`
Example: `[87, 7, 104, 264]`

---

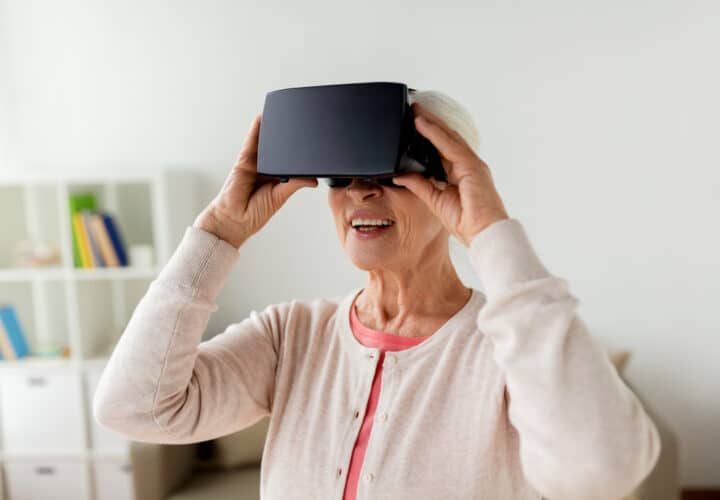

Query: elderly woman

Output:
[93, 91, 660, 500]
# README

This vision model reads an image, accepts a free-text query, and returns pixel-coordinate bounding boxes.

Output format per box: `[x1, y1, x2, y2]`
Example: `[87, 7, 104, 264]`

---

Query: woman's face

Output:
[328, 178, 448, 271]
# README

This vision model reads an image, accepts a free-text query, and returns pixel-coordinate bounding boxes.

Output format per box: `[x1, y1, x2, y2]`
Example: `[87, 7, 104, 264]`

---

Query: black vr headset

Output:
[256, 81, 446, 188]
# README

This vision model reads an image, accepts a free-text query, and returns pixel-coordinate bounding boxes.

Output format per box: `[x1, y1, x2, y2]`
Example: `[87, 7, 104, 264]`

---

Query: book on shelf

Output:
[69, 193, 97, 268]
[81, 210, 105, 267]
[90, 213, 120, 266]
[99, 212, 128, 266]
[0, 304, 30, 360]
[0, 320, 16, 360]
[72, 212, 92, 267]
[68, 193, 128, 268]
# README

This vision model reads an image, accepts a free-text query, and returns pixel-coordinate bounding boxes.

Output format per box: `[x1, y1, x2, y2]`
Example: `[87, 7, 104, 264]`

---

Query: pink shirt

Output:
[343, 297, 431, 500]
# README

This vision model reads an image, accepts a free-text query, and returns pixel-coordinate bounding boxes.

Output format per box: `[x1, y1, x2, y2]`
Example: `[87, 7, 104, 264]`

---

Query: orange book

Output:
[90, 213, 120, 267]
[72, 213, 92, 267]
[0, 319, 16, 360]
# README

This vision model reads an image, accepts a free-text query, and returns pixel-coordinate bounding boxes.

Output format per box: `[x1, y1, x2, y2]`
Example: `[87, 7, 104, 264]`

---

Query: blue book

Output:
[102, 213, 128, 266]
[0, 305, 30, 359]
[81, 210, 105, 267]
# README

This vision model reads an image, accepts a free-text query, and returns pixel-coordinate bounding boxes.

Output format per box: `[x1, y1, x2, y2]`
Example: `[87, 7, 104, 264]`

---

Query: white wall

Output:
[1, 0, 718, 487]
[0, 0, 15, 168]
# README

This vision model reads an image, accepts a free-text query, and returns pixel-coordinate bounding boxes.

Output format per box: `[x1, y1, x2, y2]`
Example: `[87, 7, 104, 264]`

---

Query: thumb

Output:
[271, 177, 318, 208]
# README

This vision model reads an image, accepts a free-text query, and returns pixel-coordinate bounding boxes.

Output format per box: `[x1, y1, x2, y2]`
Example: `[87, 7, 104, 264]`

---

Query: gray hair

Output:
[408, 89, 481, 155]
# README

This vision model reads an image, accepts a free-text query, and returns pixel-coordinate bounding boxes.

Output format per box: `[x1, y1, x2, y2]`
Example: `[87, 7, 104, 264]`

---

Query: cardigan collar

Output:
[336, 286, 486, 365]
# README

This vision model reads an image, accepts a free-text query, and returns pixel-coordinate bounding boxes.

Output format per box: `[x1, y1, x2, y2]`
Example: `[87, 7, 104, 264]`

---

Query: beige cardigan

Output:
[93, 217, 660, 500]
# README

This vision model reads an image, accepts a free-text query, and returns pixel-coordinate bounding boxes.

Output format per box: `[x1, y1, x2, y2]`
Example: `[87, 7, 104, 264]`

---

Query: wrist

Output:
[192, 210, 248, 249]
[461, 213, 510, 247]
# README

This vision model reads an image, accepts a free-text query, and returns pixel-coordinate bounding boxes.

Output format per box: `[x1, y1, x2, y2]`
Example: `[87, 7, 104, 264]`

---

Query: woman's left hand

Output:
[392, 102, 510, 247]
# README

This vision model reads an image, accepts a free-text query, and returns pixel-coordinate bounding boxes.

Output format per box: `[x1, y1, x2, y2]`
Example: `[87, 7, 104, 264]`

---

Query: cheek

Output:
[397, 201, 436, 236]
[398, 214, 441, 244]
[328, 193, 343, 227]
[329, 208, 350, 241]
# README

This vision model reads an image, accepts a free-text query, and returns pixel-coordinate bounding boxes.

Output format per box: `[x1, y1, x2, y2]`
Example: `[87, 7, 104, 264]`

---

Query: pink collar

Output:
[350, 298, 430, 350]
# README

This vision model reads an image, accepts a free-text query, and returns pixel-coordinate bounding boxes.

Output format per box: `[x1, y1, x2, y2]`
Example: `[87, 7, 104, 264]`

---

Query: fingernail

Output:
[430, 178, 447, 190]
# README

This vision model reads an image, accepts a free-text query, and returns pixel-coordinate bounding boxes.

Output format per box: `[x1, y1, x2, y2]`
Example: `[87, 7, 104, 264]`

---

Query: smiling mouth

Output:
[354, 224, 393, 232]
[350, 220, 395, 230]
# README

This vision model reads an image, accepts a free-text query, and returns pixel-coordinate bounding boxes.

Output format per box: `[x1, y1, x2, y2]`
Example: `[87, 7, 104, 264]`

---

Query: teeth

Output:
[351, 219, 394, 227]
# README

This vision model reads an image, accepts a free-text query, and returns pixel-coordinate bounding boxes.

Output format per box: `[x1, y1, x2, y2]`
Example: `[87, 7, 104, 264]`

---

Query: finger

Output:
[412, 103, 473, 152]
[235, 113, 262, 169]
[217, 163, 256, 213]
[270, 177, 318, 209]
[411, 102, 455, 137]
[414, 114, 466, 164]
[415, 116, 466, 185]
[391, 173, 442, 212]
[429, 177, 449, 191]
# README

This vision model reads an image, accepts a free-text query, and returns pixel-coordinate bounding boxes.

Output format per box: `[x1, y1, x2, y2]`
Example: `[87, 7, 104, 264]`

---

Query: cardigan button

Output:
[377, 412, 388, 422]
[364, 472, 374, 482]
[387, 355, 398, 366]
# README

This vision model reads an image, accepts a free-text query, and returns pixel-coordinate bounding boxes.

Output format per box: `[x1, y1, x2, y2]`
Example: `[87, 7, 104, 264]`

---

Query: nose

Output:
[346, 178, 383, 201]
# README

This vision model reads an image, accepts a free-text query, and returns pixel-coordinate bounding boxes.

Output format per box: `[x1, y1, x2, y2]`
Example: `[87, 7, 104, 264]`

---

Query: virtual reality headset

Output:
[256, 81, 446, 188]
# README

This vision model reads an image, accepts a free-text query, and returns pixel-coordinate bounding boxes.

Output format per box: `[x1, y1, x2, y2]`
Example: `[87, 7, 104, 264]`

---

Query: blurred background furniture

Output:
[130, 416, 269, 500]
[128, 350, 680, 500]
[0, 169, 201, 500]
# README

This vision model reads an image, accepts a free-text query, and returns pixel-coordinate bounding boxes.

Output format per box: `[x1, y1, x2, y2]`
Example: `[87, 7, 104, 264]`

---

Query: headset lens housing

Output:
[325, 177, 405, 188]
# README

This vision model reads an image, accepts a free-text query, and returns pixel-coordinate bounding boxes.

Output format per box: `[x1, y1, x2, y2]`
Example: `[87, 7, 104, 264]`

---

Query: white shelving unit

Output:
[0, 168, 203, 500]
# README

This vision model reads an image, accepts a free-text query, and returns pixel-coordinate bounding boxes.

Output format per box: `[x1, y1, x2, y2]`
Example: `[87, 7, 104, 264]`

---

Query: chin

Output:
[351, 260, 381, 272]
[346, 251, 392, 272]
[342, 231, 399, 268]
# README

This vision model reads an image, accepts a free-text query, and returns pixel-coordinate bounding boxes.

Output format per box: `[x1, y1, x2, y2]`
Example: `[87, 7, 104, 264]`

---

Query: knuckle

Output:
[231, 162, 249, 175]
[235, 149, 256, 165]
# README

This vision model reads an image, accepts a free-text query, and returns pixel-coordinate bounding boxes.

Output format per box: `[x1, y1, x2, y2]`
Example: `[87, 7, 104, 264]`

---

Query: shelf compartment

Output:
[0, 185, 29, 270]
[0, 280, 71, 359]
[65, 180, 157, 269]
[0, 282, 36, 358]
[115, 182, 156, 267]
[0, 369, 86, 452]
[75, 277, 153, 359]
[4, 457, 90, 500]
[23, 183, 64, 268]
[75, 280, 121, 360]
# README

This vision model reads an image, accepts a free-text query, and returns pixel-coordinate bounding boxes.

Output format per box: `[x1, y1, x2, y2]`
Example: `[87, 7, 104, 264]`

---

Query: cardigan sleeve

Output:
[468, 218, 661, 500]
[92, 225, 285, 444]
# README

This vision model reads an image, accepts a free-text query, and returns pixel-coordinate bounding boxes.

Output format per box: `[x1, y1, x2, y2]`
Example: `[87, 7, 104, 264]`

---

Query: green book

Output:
[68, 193, 97, 268]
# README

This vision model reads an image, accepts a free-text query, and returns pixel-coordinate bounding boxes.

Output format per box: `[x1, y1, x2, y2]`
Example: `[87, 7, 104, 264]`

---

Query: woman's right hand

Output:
[193, 112, 318, 248]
